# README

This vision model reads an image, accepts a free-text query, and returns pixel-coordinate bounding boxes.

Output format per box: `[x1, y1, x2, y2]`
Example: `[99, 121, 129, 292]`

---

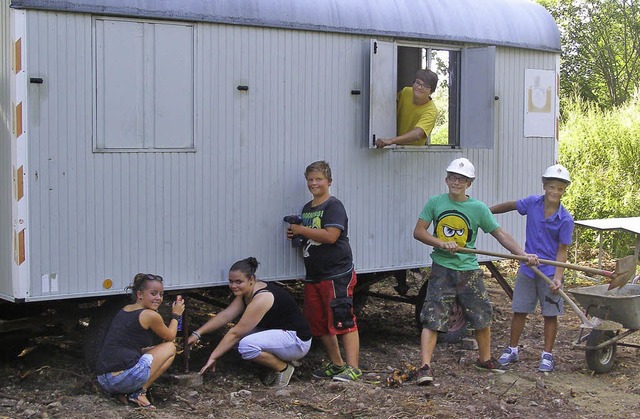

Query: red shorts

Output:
[303, 270, 358, 336]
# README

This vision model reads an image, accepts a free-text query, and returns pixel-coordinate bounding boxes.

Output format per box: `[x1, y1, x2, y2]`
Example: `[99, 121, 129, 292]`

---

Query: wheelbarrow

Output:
[457, 248, 638, 372]
[568, 283, 640, 373]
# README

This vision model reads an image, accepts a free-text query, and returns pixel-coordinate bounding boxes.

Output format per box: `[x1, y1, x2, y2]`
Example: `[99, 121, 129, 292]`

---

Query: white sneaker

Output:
[497, 347, 519, 366]
[538, 353, 554, 372]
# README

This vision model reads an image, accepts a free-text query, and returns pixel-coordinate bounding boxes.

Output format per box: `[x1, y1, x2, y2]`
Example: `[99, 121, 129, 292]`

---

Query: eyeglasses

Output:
[446, 174, 469, 184]
[413, 80, 430, 90]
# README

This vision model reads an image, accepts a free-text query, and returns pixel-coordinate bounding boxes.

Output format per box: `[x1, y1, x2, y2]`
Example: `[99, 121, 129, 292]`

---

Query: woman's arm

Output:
[141, 296, 185, 341]
[142, 310, 179, 342]
[199, 292, 274, 374]
[187, 296, 245, 345]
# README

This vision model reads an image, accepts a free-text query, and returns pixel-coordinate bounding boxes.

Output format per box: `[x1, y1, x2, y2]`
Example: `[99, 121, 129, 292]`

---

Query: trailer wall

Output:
[3, 6, 559, 301]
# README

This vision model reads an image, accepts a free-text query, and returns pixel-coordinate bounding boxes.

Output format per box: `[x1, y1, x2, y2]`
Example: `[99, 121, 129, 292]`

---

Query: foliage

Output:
[540, 0, 640, 109]
[430, 90, 449, 145]
[429, 50, 450, 145]
[558, 94, 640, 255]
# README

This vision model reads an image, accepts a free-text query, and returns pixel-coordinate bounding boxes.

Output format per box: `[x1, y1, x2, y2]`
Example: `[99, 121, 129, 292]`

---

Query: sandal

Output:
[127, 388, 156, 410]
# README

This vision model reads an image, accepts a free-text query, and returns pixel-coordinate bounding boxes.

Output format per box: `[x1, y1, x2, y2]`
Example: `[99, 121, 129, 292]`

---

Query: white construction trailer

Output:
[0, 0, 561, 329]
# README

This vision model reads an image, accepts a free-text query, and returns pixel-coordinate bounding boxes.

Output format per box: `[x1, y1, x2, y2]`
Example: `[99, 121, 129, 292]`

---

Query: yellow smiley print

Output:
[435, 213, 470, 247]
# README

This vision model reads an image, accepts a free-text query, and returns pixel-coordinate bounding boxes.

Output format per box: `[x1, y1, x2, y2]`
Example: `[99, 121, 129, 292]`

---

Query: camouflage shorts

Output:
[420, 263, 492, 331]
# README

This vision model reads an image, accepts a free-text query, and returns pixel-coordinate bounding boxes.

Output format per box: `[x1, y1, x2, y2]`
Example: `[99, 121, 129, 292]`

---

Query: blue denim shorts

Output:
[97, 353, 153, 395]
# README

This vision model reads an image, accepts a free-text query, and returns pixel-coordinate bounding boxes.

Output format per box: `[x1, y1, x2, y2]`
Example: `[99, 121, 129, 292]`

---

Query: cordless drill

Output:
[283, 215, 304, 247]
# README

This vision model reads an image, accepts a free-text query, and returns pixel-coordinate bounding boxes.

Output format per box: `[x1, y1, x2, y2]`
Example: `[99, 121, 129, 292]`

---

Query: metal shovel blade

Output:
[607, 255, 637, 290]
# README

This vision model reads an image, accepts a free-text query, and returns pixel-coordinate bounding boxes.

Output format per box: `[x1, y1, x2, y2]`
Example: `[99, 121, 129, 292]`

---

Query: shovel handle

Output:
[458, 248, 615, 277]
[529, 266, 593, 328]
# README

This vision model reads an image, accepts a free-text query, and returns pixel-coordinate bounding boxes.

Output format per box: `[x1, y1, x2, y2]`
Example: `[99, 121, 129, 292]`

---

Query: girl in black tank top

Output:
[95, 273, 185, 410]
[188, 257, 311, 388]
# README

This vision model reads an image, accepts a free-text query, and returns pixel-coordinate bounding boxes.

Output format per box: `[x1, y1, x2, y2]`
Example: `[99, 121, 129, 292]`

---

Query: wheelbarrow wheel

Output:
[415, 281, 469, 343]
[585, 330, 617, 373]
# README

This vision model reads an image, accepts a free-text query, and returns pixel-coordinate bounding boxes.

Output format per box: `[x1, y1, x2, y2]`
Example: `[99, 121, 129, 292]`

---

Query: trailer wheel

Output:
[83, 297, 127, 372]
[585, 330, 617, 373]
[415, 281, 469, 343]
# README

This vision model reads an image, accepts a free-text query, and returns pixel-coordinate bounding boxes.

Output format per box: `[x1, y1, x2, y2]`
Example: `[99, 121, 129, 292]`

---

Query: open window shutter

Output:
[460, 46, 496, 149]
[368, 39, 396, 148]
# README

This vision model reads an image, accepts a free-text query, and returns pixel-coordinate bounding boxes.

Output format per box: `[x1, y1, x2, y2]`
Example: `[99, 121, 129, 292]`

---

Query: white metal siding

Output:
[489, 47, 559, 248]
[18, 10, 558, 301]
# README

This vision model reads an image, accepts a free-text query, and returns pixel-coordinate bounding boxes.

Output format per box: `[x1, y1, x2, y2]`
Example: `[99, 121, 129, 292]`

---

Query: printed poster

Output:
[524, 69, 556, 138]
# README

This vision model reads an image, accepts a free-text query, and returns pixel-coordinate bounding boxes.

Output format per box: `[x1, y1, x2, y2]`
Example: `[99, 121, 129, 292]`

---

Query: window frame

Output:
[92, 16, 197, 153]
[368, 39, 496, 151]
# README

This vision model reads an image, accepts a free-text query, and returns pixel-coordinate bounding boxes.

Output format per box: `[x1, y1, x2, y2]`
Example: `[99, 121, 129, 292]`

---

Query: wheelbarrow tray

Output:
[568, 284, 640, 329]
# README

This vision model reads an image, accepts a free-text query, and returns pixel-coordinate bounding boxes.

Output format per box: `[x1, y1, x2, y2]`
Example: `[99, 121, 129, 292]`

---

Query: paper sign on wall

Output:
[524, 69, 555, 138]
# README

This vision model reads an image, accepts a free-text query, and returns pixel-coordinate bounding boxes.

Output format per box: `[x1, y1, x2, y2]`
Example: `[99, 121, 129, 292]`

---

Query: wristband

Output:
[191, 331, 202, 340]
[171, 313, 182, 321]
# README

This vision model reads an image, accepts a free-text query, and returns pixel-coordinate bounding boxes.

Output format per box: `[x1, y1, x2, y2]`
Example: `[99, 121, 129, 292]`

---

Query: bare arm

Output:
[375, 128, 426, 148]
[550, 243, 569, 291]
[199, 293, 273, 374]
[490, 227, 538, 265]
[289, 225, 341, 244]
[413, 218, 459, 252]
[142, 309, 180, 342]
[489, 201, 517, 214]
[187, 296, 245, 345]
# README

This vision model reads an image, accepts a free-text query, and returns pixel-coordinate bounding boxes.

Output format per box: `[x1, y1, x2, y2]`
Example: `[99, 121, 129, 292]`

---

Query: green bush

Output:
[559, 94, 640, 256]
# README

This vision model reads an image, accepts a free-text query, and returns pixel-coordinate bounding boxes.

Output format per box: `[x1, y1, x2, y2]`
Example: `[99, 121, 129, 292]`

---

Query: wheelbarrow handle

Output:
[458, 248, 615, 277]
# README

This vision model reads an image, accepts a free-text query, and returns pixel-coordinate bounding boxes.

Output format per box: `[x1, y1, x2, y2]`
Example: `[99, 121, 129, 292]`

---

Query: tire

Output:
[83, 297, 128, 372]
[585, 330, 617, 373]
[414, 281, 469, 343]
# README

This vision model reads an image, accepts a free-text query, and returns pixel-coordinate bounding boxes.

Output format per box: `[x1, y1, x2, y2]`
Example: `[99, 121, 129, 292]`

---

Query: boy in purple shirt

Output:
[491, 164, 574, 372]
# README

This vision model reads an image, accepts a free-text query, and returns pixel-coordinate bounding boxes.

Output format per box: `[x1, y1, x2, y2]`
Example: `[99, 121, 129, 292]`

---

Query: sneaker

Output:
[312, 362, 347, 379]
[497, 347, 519, 366]
[416, 364, 434, 385]
[260, 369, 277, 387]
[332, 365, 362, 382]
[271, 363, 295, 388]
[538, 353, 554, 372]
[474, 357, 506, 373]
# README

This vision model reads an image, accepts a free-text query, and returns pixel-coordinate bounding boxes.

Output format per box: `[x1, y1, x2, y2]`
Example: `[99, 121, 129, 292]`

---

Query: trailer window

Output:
[369, 40, 495, 150]
[93, 18, 195, 152]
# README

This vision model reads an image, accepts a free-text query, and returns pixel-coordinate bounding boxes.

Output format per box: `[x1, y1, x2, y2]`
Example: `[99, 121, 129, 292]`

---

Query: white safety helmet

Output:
[542, 164, 571, 184]
[446, 157, 475, 179]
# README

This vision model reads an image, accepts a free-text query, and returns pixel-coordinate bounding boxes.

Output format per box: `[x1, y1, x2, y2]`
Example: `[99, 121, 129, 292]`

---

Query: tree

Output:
[539, 0, 640, 109]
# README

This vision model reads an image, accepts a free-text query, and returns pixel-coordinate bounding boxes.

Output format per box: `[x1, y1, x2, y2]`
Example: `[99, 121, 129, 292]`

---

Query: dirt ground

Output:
[1, 266, 640, 419]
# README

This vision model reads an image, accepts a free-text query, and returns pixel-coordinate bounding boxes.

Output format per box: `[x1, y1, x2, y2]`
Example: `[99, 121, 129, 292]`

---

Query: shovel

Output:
[457, 248, 595, 327]
[530, 266, 594, 328]
[457, 248, 637, 290]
